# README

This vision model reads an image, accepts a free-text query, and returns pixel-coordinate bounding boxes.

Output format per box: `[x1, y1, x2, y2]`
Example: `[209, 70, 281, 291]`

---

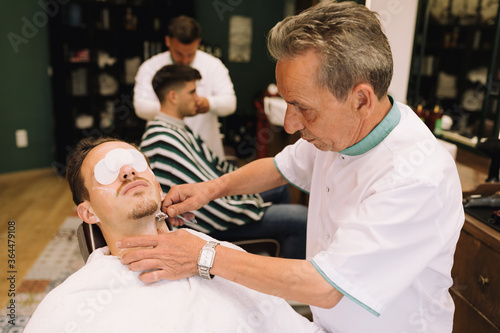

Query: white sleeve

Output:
[311, 175, 463, 315]
[207, 94, 236, 117]
[274, 139, 316, 193]
[204, 58, 236, 117]
[133, 57, 162, 121]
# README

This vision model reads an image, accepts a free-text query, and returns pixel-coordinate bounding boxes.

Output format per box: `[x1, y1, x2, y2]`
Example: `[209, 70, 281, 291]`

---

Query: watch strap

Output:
[198, 265, 213, 280]
[198, 241, 219, 279]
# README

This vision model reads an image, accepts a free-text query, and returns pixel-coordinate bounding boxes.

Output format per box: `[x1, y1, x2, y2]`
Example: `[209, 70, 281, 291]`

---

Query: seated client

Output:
[24, 137, 322, 333]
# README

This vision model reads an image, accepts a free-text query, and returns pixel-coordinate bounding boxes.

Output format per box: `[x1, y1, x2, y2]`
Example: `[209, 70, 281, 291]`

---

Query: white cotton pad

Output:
[105, 148, 133, 172]
[94, 148, 148, 185]
[129, 149, 148, 172]
[94, 159, 119, 185]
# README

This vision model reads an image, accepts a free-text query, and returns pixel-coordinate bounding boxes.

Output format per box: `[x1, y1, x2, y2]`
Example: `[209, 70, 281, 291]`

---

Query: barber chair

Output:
[77, 223, 107, 262]
[77, 222, 280, 262]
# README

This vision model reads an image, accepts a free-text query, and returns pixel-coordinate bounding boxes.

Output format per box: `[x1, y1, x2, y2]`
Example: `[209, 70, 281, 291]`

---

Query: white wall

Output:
[366, 0, 419, 103]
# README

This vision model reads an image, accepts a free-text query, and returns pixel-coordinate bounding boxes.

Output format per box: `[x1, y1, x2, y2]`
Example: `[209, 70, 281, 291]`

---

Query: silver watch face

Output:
[199, 249, 215, 267]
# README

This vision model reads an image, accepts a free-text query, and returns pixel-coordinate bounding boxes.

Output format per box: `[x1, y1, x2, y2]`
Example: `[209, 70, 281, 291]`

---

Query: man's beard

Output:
[128, 196, 159, 220]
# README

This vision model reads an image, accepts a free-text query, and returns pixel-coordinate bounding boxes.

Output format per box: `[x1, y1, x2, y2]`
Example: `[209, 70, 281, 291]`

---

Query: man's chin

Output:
[309, 140, 337, 152]
[130, 208, 157, 221]
[300, 133, 340, 152]
[128, 198, 159, 220]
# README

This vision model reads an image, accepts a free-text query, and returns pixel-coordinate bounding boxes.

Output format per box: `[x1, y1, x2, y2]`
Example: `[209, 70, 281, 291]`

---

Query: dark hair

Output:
[66, 137, 122, 205]
[167, 15, 201, 44]
[152, 64, 202, 103]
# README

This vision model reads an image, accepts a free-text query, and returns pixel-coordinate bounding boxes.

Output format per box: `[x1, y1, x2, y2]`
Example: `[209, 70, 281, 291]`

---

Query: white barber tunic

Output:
[274, 97, 464, 333]
[133, 50, 236, 159]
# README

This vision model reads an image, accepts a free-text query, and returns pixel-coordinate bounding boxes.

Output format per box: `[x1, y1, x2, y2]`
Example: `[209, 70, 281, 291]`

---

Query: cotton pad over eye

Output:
[128, 149, 148, 173]
[94, 148, 148, 185]
[105, 148, 133, 172]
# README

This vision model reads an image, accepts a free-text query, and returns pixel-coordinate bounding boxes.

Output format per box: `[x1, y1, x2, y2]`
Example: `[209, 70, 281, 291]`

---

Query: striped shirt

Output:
[140, 113, 268, 233]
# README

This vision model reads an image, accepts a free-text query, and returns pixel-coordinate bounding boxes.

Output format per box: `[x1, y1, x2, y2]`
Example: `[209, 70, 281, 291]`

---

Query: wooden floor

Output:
[0, 168, 75, 308]
[0, 149, 490, 308]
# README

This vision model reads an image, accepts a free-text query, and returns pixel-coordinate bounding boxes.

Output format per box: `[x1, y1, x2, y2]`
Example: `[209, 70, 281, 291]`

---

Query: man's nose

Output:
[283, 107, 304, 134]
[179, 56, 189, 65]
[118, 164, 137, 181]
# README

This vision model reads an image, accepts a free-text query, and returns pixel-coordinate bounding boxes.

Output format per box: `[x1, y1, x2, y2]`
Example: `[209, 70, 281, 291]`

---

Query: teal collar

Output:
[340, 95, 400, 156]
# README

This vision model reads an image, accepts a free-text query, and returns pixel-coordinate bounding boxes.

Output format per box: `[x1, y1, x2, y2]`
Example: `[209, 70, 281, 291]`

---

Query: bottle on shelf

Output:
[414, 104, 426, 122]
[433, 105, 443, 136]
[426, 105, 443, 135]
[124, 7, 137, 31]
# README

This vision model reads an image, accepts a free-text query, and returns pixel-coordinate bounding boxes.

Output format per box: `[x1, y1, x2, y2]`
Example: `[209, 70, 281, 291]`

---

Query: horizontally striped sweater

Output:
[140, 113, 268, 233]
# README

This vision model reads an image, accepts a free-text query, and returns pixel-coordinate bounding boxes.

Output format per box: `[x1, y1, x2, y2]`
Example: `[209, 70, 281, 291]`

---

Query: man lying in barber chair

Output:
[24, 137, 322, 333]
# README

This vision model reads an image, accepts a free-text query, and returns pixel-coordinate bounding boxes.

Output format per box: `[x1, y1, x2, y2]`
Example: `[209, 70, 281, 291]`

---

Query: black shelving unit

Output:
[49, 0, 194, 171]
[407, 0, 500, 150]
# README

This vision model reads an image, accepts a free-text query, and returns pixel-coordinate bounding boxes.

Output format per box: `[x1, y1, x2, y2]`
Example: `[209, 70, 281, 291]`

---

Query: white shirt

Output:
[25, 230, 323, 333]
[274, 99, 464, 333]
[133, 50, 236, 159]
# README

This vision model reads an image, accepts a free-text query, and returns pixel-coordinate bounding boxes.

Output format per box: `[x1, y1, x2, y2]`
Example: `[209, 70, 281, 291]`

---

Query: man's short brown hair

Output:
[152, 64, 202, 103]
[167, 15, 201, 44]
[66, 137, 123, 205]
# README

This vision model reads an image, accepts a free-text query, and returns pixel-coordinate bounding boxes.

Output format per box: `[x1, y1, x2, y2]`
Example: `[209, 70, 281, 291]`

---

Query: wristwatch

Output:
[198, 241, 219, 279]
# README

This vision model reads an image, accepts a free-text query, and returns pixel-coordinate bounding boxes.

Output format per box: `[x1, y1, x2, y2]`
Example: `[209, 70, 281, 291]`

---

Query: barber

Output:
[119, 2, 464, 332]
[133, 15, 235, 159]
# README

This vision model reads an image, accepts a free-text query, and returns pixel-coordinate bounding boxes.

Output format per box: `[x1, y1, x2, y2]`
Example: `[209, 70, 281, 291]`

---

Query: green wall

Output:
[194, 0, 285, 116]
[0, 0, 55, 174]
[0, 0, 286, 174]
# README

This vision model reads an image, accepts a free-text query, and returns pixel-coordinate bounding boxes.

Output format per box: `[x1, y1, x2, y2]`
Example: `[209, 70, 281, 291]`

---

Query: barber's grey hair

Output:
[267, 1, 393, 101]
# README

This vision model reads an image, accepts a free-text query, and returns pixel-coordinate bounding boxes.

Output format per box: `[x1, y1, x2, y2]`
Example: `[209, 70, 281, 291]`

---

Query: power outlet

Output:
[16, 129, 28, 148]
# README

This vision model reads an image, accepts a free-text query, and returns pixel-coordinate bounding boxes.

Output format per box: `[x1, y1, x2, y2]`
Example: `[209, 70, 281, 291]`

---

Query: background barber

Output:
[134, 15, 236, 159]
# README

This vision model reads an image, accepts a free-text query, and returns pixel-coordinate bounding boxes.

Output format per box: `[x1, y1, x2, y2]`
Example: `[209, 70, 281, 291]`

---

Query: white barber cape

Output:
[274, 98, 464, 333]
[25, 231, 322, 333]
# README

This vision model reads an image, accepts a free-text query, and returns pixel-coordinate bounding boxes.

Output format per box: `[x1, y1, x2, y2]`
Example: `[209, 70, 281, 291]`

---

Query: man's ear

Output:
[351, 84, 375, 119]
[165, 36, 171, 48]
[167, 89, 178, 105]
[77, 201, 99, 225]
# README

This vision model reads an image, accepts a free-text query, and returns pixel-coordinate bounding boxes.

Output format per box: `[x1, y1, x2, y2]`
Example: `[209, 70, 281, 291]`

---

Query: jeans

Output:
[209, 185, 307, 259]
[259, 184, 291, 205]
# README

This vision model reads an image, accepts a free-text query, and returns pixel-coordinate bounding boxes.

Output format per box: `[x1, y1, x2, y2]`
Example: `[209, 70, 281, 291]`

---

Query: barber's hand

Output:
[117, 229, 205, 283]
[162, 182, 215, 225]
[165, 212, 196, 228]
[196, 97, 210, 114]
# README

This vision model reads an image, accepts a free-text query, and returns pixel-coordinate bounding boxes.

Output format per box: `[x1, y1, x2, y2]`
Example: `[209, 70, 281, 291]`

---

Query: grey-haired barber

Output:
[119, 2, 464, 332]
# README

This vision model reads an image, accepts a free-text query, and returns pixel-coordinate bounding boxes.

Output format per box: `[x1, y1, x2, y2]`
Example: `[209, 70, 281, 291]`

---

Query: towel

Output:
[24, 230, 323, 333]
